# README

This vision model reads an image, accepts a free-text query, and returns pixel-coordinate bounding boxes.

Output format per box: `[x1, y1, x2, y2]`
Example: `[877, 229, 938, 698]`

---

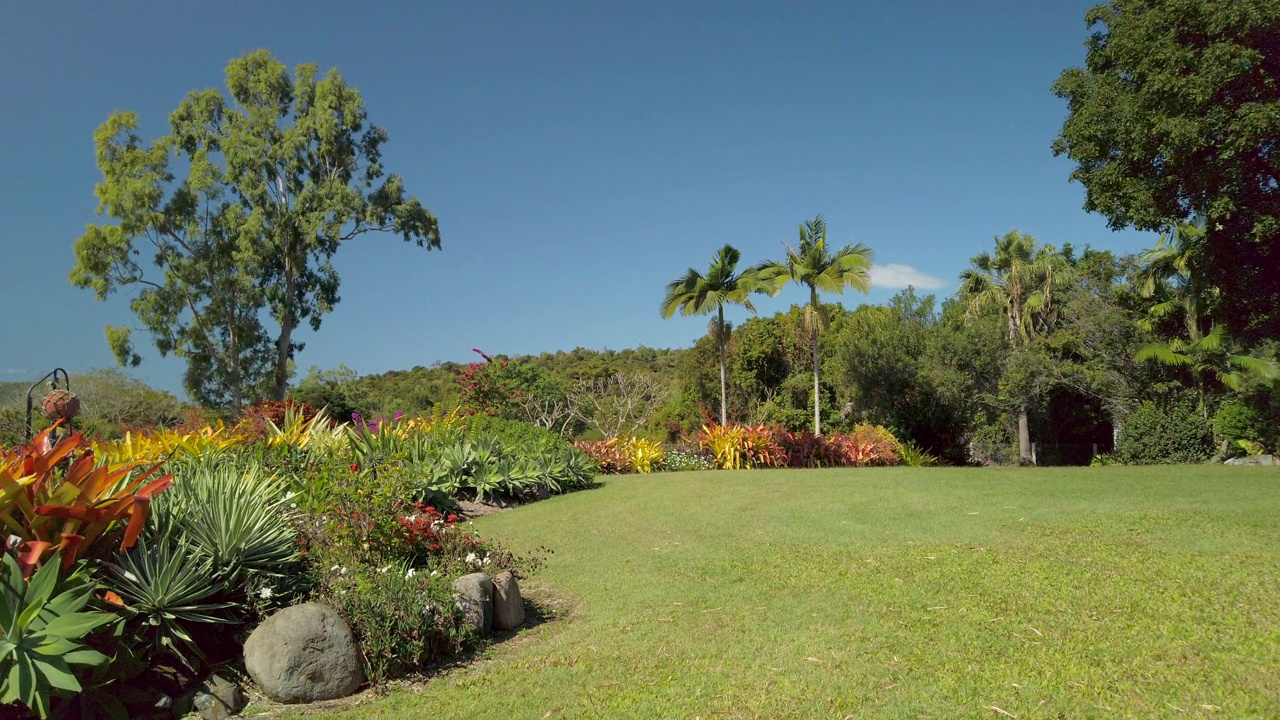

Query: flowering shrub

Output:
[315, 559, 466, 683]
[663, 448, 716, 472]
[456, 349, 532, 419]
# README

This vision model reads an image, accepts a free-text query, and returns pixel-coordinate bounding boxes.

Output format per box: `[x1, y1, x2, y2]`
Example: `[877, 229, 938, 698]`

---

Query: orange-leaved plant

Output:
[0, 424, 173, 577]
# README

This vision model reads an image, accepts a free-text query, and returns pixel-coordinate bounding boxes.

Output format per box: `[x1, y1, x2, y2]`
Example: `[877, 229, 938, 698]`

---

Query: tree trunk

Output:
[273, 250, 296, 402]
[1018, 408, 1032, 464]
[812, 324, 821, 436]
[718, 306, 728, 427]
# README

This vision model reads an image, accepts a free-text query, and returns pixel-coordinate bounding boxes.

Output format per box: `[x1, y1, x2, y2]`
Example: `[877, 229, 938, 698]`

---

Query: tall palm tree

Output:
[755, 215, 873, 435]
[959, 230, 1070, 464]
[661, 244, 771, 426]
[1134, 218, 1278, 415]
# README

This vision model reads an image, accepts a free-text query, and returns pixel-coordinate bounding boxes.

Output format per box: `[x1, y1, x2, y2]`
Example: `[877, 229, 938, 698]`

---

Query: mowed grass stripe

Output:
[296, 466, 1280, 719]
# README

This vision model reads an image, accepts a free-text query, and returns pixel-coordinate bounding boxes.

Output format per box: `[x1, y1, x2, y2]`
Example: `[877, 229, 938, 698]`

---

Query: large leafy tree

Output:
[756, 216, 873, 435]
[71, 50, 441, 410]
[661, 244, 770, 426]
[959, 231, 1071, 463]
[1052, 0, 1280, 340]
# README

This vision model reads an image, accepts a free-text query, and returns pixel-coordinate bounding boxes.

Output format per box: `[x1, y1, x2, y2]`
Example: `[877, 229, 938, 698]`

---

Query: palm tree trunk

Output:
[718, 306, 728, 427]
[1018, 408, 1032, 464]
[812, 324, 821, 436]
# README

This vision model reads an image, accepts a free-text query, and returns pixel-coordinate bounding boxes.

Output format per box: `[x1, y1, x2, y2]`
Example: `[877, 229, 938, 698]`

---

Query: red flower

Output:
[350, 464, 359, 473]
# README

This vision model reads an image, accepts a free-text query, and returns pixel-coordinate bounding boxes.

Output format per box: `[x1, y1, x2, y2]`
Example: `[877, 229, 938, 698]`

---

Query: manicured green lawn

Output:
[297, 466, 1280, 719]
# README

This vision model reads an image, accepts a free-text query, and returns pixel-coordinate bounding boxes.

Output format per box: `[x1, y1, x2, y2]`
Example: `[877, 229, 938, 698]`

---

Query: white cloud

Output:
[869, 263, 948, 291]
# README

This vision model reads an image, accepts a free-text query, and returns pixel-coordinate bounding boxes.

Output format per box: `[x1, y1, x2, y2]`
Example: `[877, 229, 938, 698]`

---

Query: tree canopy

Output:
[70, 50, 441, 410]
[1052, 0, 1280, 339]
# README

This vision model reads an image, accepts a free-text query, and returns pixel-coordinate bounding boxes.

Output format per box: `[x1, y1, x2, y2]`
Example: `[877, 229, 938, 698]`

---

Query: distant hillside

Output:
[0, 380, 29, 408]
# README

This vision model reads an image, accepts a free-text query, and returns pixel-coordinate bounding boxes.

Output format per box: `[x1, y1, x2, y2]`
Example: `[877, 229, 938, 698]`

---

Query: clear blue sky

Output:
[0, 1, 1154, 396]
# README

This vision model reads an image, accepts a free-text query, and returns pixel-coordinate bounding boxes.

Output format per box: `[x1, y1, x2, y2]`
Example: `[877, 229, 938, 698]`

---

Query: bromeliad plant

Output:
[0, 426, 173, 576]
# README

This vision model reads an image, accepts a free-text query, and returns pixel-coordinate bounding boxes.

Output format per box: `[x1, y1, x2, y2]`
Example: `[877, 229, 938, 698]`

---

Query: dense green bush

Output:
[1114, 401, 1213, 465]
[462, 414, 571, 453]
[1213, 399, 1263, 457]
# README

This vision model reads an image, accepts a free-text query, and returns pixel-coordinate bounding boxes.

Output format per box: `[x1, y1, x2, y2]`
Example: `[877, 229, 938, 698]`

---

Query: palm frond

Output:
[1135, 342, 1193, 367]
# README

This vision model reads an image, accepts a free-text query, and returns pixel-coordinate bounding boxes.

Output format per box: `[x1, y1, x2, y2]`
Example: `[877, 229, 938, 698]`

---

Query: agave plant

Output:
[0, 553, 113, 718]
[153, 462, 299, 583]
[101, 538, 232, 667]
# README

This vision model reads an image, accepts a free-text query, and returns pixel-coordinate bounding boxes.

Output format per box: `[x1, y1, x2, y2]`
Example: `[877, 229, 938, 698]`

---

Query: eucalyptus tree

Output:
[959, 230, 1071, 464]
[661, 244, 771, 426]
[70, 50, 441, 410]
[755, 215, 873, 435]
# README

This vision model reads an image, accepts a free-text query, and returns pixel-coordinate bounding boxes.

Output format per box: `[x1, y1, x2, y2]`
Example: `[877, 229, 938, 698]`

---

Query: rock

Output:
[1225, 454, 1276, 466]
[454, 573, 493, 636]
[491, 571, 526, 632]
[193, 674, 247, 720]
[243, 603, 363, 703]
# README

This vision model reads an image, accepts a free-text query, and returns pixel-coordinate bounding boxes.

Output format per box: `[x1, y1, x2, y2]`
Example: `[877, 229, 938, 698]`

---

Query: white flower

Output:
[378, 565, 391, 574]
[258, 587, 274, 600]
[430, 570, 439, 577]
[481, 556, 491, 567]
[405, 568, 417, 579]
[330, 565, 341, 572]
[465, 552, 479, 565]
[123, 571, 138, 583]
[339, 567, 347, 576]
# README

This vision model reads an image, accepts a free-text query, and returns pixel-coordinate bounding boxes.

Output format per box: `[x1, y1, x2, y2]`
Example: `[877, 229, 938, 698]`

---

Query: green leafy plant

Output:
[1114, 401, 1213, 465]
[897, 441, 939, 467]
[0, 554, 113, 719]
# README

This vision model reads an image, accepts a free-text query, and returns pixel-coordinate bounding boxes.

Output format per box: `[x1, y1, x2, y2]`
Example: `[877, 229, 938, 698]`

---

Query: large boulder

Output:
[491, 571, 526, 632]
[454, 573, 493, 636]
[243, 603, 363, 703]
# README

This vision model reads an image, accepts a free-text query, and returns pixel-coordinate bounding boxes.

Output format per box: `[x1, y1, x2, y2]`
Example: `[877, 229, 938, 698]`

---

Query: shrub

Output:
[622, 437, 664, 473]
[772, 425, 902, 468]
[463, 414, 568, 452]
[1114, 401, 1213, 465]
[695, 424, 783, 469]
[1213, 399, 1262, 457]
[314, 558, 466, 684]
[575, 438, 633, 474]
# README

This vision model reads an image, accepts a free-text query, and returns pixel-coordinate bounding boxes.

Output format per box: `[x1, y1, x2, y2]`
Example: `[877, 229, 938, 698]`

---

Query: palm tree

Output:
[661, 244, 771, 426]
[959, 230, 1070, 464]
[755, 215, 873, 435]
[1134, 218, 1278, 415]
